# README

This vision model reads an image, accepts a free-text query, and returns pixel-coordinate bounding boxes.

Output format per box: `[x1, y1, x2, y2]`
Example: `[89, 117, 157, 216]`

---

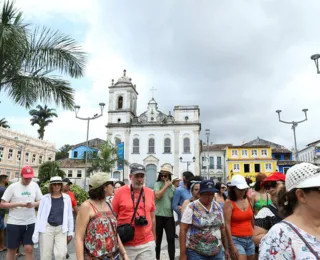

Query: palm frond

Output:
[4, 72, 74, 109]
[27, 27, 86, 78]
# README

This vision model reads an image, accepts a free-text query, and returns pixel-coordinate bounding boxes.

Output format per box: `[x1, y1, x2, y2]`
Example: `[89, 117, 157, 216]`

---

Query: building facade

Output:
[200, 144, 230, 182]
[226, 145, 277, 181]
[297, 140, 320, 165]
[0, 127, 56, 180]
[106, 70, 201, 188]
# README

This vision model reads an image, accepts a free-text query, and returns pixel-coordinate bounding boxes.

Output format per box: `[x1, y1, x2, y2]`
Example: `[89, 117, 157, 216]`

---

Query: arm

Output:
[223, 200, 238, 260]
[221, 224, 230, 260]
[73, 205, 79, 216]
[180, 200, 190, 216]
[179, 223, 189, 260]
[253, 225, 268, 247]
[75, 201, 91, 260]
[172, 189, 181, 214]
[151, 211, 156, 239]
[32, 196, 45, 243]
[154, 181, 171, 200]
[1, 199, 24, 209]
[117, 235, 129, 260]
[66, 197, 74, 238]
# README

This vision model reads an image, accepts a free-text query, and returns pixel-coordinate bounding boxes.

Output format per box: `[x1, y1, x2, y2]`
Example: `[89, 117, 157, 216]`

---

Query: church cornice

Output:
[106, 122, 201, 129]
[109, 85, 139, 95]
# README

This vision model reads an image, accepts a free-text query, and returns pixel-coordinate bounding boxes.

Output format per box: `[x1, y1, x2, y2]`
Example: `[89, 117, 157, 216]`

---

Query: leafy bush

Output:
[70, 184, 88, 206]
[40, 181, 49, 195]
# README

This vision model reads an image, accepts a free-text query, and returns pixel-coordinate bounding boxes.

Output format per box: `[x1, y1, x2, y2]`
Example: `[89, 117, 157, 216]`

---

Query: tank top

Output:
[230, 200, 254, 237]
[84, 202, 119, 259]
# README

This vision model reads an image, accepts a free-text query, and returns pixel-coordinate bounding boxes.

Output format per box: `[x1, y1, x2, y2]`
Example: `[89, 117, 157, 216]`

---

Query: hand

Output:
[230, 245, 239, 260]
[178, 206, 182, 212]
[224, 250, 231, 260]
[67, 236, 72, 243]
[26, 202, 33, 208]
[18, 202, 28, 208]
[164, 179, 171, 187]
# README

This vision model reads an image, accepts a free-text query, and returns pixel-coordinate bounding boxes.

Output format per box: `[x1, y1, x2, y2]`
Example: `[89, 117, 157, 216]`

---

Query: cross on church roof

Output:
[150, 86, 157, 99]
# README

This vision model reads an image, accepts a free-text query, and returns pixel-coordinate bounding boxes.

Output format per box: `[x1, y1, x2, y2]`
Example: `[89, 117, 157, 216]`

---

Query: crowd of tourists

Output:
[0, 161, 319, 260]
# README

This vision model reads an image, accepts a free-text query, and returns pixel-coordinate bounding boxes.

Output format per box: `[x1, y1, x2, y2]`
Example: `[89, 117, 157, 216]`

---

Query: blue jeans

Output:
[186, 248, 224, 260]
[232, 236, 255, 256]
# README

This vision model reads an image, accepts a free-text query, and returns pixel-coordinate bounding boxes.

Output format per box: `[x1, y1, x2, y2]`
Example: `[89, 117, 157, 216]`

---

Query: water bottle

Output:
[34, 243, 38, 249]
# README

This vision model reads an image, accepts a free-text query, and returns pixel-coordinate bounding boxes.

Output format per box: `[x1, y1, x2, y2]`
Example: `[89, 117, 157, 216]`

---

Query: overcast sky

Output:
[2, 0, 320, 150]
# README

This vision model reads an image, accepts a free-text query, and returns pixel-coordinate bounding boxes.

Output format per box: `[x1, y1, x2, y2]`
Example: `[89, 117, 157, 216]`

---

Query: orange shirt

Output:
[112, 185, 155, 246]
[230, 200, 254, 237]
[66, 191, 77, 208]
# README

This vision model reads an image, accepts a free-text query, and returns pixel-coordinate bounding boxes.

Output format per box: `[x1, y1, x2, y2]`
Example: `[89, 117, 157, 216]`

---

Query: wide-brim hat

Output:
[159, 165, 173, 174]
[228, 175, 249, 190]
[49, 176, 66, 185]
[172, 177, 181, 183]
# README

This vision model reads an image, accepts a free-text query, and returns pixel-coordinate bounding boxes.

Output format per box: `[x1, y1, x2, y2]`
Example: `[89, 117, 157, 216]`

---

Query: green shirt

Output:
[154, 181, 175, 217]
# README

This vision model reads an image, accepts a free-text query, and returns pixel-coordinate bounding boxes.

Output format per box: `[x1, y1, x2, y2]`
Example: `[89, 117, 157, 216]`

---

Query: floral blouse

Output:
[259, 221, 320, 260]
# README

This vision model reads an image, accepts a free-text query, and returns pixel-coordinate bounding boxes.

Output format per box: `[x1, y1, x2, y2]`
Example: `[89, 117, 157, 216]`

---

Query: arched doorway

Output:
[145, 164, 157, 189]
[113, 171, 121, 181]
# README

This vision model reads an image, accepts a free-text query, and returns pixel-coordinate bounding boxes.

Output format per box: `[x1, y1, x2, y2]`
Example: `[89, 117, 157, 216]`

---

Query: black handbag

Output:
[117, 188, 143, 243]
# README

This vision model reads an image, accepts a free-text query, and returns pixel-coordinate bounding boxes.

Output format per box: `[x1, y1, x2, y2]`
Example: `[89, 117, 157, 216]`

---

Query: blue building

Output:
[68, 138, 105, 159]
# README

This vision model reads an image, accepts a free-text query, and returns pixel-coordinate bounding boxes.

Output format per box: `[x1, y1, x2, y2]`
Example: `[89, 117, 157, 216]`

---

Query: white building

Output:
[297, 140, 320, 165]
[0, 127, 56, 180]
[200, 144, 230, 182]
[106, 70, 201, 188]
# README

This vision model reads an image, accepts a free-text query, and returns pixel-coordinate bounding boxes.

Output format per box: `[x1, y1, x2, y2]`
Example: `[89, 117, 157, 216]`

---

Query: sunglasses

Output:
[264, 182, 278, 190]
[221, 187, 227, 190]
[160, 175, 169, 178]
[52, 183, 62, 186]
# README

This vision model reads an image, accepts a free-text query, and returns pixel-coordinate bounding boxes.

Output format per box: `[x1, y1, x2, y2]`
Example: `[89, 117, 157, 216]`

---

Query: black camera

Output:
[135, 216, 148, 226]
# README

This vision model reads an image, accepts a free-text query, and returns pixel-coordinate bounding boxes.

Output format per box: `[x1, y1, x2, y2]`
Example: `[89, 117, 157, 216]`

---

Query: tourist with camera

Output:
[112, 163, 156, 260]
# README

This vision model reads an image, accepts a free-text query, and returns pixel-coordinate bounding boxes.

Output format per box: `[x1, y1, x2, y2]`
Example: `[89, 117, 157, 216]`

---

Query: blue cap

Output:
[199, 180, 219, 194]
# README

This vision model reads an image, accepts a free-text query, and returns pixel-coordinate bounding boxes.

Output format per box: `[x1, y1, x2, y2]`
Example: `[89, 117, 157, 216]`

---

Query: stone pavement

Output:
[0, 227, 180, 260]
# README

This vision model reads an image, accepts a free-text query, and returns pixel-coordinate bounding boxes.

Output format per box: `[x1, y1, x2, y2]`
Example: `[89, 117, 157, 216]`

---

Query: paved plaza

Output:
[0, 227, 181, 260]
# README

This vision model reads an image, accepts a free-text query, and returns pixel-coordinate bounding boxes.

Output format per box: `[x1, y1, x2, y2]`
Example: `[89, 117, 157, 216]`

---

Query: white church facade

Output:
[106, 70, 201, 188]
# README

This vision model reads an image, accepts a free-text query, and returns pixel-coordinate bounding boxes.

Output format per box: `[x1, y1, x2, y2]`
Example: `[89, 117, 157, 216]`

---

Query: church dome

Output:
[148, 98, 157, 104]
[115, 69, 133, 86]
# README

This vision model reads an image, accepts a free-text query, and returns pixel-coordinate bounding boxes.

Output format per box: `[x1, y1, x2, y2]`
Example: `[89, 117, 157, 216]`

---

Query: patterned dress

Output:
[181, 199, 224, 256]
[84, 203, 119, 259]
[259, 221, 320, 260]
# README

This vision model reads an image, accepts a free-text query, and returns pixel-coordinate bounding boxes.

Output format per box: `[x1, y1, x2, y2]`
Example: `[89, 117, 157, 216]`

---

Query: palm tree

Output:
[0, 118, 9, 128]
[0, 1, 86, 110]
[87, 142, 129, 175]
[29, 104, 58, 139]
[38, 161, 65, 184]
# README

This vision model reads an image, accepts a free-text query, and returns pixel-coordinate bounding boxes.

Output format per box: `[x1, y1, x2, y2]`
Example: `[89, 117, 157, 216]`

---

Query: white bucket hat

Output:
[285, 162, 320, 192]
[228, 175, 249, 190]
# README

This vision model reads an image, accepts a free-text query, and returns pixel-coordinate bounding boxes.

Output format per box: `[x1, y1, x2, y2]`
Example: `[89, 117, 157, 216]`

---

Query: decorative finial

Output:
[134, 84, 136, 88]
[111, 79, 114, 85]
[129, 78, 132, 82]
[123, 69, 126, 76]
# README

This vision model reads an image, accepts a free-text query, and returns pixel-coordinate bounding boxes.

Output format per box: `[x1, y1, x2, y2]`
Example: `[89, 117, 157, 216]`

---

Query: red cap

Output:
[261, 172, 285, 186]
[21, 166, 35, 178]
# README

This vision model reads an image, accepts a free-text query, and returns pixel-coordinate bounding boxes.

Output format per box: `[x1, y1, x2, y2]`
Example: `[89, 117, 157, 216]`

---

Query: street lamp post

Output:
[311, 54, 320, 74]
[276, 109, 308, 161]
[74, 103, 105, 190]
[180, 156, 196, 172]
[205, 129, 210, 180]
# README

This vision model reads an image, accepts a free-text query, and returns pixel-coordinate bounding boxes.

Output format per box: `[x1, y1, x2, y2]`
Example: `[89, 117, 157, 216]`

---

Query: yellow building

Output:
[226, 145, 277, 181]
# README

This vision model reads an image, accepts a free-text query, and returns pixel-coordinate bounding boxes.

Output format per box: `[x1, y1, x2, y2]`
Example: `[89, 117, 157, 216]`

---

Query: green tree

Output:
[55, 144, 72, 160]
[87, 141, 128, 174]
[0, 117, 9, 128]
[38, 161, 65, 184]
[0, 1, 86, 110]
[29, 104, 58, 139]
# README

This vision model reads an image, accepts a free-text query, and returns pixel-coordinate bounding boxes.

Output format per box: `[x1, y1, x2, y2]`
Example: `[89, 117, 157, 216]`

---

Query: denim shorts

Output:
[186, 248, 224, 260]
[232, 236, 255, 256]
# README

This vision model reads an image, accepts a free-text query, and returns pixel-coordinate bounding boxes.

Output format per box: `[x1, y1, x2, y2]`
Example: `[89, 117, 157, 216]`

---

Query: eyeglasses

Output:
[160, 175, 169, 178]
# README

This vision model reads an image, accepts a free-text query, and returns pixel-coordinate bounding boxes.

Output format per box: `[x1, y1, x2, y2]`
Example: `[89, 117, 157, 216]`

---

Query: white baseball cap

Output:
[228, 175, 249, 190]
[286, 163, 320, 192]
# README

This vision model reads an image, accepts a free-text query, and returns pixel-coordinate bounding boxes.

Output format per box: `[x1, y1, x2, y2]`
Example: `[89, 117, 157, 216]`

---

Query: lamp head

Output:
[74, 105, 80, 115]
[311, 54, 320, 61]
[205, 129, 210, 136]
[99, 102, 106, 114]
[302, 108, 308, 113]
[179, 157, 182, 162]
[192, 156, 195, 162]
[275, 110, 282, 114]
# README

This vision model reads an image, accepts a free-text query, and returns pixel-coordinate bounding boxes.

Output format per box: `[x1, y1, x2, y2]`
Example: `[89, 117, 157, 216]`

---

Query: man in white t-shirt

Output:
[1, 166, 42, 260]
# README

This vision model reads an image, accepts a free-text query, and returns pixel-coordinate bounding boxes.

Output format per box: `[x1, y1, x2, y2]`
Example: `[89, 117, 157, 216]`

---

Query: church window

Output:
[117, 96, 123, 109]
[164, 138, 171, 153]
[133, 138, 139, 154]
[148, 138, 155, 154]
[183, 138, 190, 153]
